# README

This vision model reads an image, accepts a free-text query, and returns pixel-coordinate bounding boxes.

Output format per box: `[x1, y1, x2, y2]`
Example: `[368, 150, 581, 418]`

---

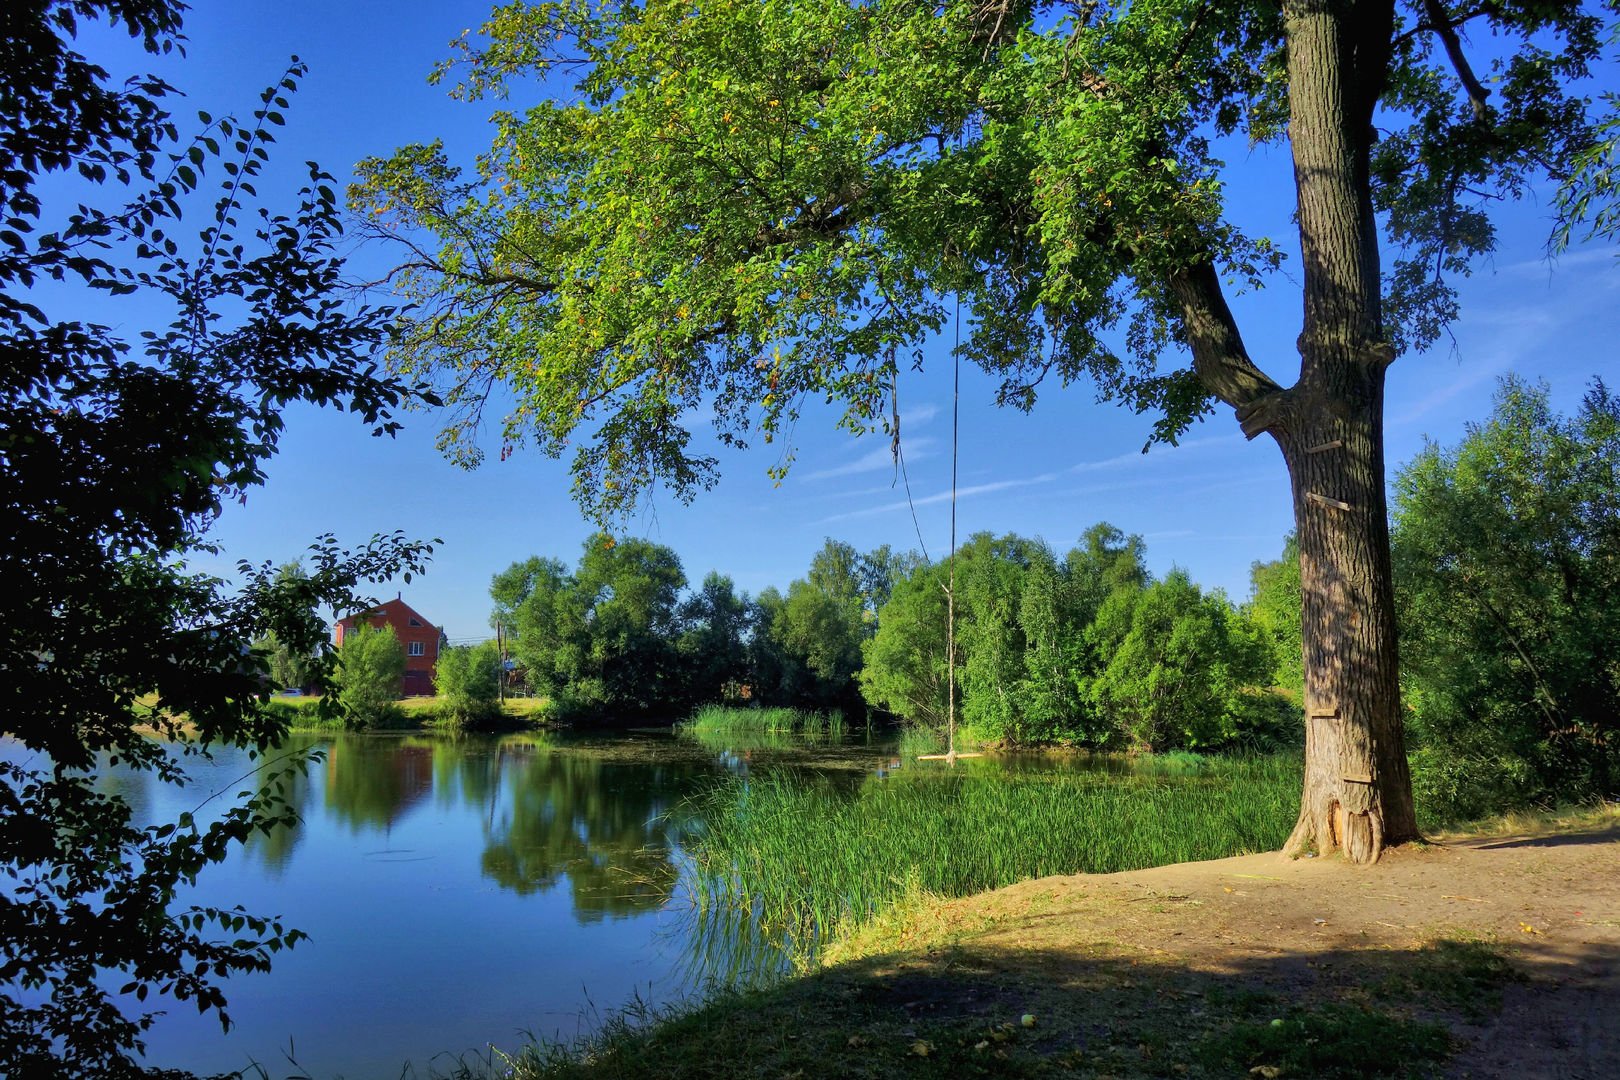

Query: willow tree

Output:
[355, 0, 1613, 862]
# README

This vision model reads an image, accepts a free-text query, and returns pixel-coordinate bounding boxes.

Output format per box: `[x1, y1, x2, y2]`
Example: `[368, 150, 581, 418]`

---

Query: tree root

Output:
[1282, 799, 1385, 865]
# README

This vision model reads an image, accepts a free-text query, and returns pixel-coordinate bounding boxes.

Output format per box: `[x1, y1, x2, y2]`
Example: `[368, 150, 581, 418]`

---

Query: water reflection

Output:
[325, 738, 435, 834]
[61, 728, 1195, 1079]
[477, 745, 701, 919]
[240, 734, 720, 922]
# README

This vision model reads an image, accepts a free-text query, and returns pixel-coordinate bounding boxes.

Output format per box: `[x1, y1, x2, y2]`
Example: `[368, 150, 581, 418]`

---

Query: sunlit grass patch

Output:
[677, 705, 845, 738]
[688, 754, 1300, 957]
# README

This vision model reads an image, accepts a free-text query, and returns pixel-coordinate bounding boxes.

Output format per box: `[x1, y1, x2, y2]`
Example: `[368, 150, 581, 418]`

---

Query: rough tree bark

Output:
[1172, 0, 1420, 863]
[1271, 0, 1419, 861]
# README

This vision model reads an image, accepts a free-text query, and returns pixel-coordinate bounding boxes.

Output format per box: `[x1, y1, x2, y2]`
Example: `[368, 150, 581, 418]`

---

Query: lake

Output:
[114, 730, 899, 1079]
[73, 730, 1295, 1078]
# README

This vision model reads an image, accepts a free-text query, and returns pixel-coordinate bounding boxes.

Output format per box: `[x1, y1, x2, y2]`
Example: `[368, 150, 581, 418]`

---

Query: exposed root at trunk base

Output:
[1282, 799, 1385, 865]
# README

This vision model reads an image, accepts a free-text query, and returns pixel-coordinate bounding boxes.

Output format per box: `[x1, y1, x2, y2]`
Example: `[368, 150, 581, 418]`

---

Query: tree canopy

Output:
[336, 624, 409, 726]
[356, 0, 1616, 862]
[356, 0, 1610, 513]
[1393, 376, 1620, 819]
[862, 526, 1284, 748]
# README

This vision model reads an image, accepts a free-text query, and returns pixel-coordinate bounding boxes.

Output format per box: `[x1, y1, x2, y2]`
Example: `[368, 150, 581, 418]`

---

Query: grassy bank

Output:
[441, 805, 1620, 1080]
[677, 704, 845, 738]
[263, 694, 553, 732]
[688, 754, 1298, 953]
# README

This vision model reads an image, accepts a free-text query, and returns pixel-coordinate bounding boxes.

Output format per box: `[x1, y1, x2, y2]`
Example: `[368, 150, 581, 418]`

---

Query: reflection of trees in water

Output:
[323, 737, 434, 833]
[242, 747, 317, 874]
[478, 748, 703, 921]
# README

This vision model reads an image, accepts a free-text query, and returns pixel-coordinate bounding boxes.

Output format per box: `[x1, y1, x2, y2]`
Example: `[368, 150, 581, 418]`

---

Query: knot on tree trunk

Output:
[1234, 389, 1293, 440]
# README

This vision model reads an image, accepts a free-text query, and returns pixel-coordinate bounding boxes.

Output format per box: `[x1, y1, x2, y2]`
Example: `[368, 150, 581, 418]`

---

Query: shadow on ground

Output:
[1468, 823, 1620, 850]
[445, 932, 1617, 1080]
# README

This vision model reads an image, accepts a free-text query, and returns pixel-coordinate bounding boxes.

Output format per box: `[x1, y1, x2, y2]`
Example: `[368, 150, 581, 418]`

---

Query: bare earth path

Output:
[969, 827, 1619, 1077]
[804, 817, 1620, 1079]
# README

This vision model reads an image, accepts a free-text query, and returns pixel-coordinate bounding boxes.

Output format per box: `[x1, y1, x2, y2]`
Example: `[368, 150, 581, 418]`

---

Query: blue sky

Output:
[69, 3, 1618, 641]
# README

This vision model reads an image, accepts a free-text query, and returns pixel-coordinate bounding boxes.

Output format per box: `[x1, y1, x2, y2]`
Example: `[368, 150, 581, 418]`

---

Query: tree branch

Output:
[1166, 260, 1286, 436]
[1422, 0, 1492, 121]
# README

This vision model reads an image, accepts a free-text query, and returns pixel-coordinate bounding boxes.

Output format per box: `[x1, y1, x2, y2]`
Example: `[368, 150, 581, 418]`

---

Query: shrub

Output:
[335, 624, 405, 728]
[436, 642, 504, 727]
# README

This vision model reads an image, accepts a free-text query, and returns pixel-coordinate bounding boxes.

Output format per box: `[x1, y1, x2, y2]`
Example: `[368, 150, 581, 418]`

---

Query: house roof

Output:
[335, 596, 437, 632]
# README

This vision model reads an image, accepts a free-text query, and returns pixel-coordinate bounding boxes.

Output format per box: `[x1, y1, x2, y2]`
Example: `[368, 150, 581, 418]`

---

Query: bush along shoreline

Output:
[262, 694, 555, 733]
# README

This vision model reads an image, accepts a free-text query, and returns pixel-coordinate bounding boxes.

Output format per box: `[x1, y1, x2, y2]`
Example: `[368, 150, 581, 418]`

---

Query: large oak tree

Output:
[355, 0, 1615, 862]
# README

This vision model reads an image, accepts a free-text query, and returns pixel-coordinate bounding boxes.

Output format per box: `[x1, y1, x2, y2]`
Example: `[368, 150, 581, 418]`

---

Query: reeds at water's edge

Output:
[685, 754, 1300, 957]
[677, 705, 846, 738]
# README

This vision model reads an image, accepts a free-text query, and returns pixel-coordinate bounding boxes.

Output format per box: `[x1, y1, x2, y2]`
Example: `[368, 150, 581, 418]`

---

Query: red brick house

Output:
[333, 597, 441, 697]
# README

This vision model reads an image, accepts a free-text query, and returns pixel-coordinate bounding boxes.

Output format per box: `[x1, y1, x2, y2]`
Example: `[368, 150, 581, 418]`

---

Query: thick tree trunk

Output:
[1166, 2, 1421, 863]
[1275, 0, 1416, 862]
[1274, 372, 1418, 862]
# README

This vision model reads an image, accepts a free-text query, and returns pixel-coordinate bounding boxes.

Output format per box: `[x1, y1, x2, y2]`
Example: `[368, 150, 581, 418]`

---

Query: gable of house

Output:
[333, 597, 441, 696]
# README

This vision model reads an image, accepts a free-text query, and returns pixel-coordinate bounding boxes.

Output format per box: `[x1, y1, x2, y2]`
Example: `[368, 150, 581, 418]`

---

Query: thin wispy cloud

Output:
[815, 471, 1060, 524]
[1393, 355, 1514, 425]
[803, 436, 938, 481]
[1068, 432, 1244, 474]
[1500, 246, 1620, 278]
[902, 403, 941, 427]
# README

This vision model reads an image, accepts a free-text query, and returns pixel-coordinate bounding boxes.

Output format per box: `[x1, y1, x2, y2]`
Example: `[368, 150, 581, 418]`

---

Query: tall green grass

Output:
[893, 725, 990, 758]
[687, 754, 1299, 953]
[678, 705, 845, 738]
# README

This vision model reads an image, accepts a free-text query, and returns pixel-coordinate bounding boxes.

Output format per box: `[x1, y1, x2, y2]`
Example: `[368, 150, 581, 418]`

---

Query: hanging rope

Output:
[891, 356, 931, 564]
[947, 297, 959, 759]
[917, 292, 981, 763]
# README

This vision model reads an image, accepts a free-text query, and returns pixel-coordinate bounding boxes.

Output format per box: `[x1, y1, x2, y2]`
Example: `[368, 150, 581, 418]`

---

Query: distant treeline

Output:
[490, 376, 1620, 820]
[491, 523, 1295, 752]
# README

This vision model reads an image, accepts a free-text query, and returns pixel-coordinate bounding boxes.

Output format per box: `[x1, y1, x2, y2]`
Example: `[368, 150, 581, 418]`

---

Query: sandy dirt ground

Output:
[930, 822, 1620, 1078]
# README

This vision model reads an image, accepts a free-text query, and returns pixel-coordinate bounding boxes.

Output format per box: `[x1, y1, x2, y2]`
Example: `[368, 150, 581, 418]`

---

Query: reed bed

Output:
[678, 705, 845, 738]
[687, 754, 1299, 953]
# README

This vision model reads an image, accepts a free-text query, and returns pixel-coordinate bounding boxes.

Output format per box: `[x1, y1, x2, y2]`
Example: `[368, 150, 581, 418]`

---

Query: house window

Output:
[408, 641, 425, 657]
[409, 618, 422, 626]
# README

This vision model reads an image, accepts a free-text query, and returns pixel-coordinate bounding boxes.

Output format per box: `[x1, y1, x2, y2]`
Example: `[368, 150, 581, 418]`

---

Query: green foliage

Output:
[437, 641, 504, 727]
[678, 572, 751, 704]
[0, 4, 437, 1074]
[336, 624, 407, 728]
[253, 563, 320, 691]
[257, 632, 315, 692]
[1393, 376, 1620, 821]
[860, 560, 951, 728]
[746, 539, 909, 713]
[689, 755, 1299, 952]
[355, 0, 1609, 521]
[863, 525, 1282, 749]
[1246, 532, 1303, 698]
[491, 537, 907, 721]
[773, 579, 864, 695]
[492, 554, 573, 695]
[1087, 571, 1278, 751]
[678, 705, 843, 739]
[496, 534, 687, 717]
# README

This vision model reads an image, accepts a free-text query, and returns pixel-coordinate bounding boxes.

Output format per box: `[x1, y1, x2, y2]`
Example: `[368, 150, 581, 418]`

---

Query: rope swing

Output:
[917, 293, 982, 764]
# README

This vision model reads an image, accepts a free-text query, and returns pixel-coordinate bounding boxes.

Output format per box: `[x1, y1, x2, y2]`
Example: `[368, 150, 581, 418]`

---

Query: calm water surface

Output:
[110, 730, 902, 1079]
